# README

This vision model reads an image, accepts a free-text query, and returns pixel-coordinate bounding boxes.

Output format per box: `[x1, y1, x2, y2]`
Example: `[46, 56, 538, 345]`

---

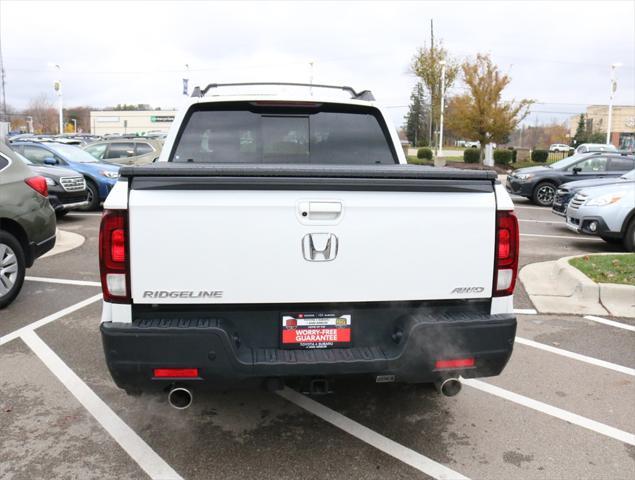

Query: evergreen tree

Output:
[404, 82, 429, 146]
[572, 114, 587, 145]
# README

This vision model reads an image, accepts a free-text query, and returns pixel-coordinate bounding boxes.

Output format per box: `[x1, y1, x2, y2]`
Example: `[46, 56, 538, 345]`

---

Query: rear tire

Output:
[623, 218, 635, 252]
[80, 180, 100, 211]
[0, 231, 26, 309]
[532, 182, 557, 207]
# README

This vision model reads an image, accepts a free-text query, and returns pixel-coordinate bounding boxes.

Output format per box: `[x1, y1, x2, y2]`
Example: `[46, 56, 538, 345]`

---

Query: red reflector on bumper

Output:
[435, 358, 475, 369]
[153, 368, 199, 378]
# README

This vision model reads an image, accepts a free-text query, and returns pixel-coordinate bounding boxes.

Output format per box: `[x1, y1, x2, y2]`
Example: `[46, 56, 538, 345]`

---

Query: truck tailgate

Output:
[125, 165, 497, 304]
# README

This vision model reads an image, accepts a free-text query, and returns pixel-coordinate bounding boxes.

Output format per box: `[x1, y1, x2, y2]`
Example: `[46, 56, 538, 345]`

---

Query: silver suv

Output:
[83, 139, 162, 165]
[565, 181, 635, 251]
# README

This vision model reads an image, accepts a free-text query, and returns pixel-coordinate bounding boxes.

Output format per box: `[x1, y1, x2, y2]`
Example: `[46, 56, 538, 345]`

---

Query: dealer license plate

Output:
[281, 313, 352, 349]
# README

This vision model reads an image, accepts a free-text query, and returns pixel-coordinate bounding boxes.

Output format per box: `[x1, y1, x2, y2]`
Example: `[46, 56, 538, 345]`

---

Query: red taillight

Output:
[153, 368, 199, 378]
[493, 211, 519, 297]
[25, 176, 48, 197]
[435, 358, 475, 370]
[99, 209, 130, 303]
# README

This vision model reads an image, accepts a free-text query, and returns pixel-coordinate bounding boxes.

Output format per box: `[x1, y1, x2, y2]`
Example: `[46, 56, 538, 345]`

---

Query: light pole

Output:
[71, 118, 77, 133]
[438, 60, 446, 158]
[52, 64, 63, 134]
[606, 62, 622, 145]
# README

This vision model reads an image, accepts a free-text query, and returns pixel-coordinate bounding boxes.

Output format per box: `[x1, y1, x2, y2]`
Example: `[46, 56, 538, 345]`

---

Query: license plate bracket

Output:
[281, 313, 351, 349]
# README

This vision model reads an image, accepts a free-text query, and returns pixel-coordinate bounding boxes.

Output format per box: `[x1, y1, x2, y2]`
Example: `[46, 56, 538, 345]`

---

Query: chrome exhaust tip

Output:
[435, 378, 462, 397]
[168, 387, 193, 409]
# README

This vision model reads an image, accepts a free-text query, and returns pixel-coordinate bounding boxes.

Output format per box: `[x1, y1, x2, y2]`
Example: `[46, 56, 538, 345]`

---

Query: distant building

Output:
[90, 110, 177, 135]
[569, 105, 635, 149]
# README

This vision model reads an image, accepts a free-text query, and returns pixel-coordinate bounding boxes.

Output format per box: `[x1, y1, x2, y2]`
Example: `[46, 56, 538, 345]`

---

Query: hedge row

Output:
[531, 149, 549, 163]
[463, 148, 481, 163]
[493, 149, 513, 165]
[417, 147, 433, 160]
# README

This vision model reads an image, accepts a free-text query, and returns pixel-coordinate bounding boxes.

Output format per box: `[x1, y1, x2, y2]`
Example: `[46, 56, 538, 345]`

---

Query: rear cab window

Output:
[170, 102, 398, 165]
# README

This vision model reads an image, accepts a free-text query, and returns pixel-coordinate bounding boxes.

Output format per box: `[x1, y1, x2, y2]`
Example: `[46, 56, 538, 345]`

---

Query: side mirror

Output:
[43, 157, 58, 165]
[126, 150, 135, 157]
[572, 167, 581, 174]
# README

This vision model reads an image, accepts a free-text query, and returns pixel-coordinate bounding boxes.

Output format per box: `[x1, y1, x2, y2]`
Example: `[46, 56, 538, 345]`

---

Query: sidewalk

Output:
[519, 254, 635, 318]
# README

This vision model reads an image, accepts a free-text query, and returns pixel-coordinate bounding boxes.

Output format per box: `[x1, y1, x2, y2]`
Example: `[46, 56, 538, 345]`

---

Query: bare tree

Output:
[24, 93, 57, 133]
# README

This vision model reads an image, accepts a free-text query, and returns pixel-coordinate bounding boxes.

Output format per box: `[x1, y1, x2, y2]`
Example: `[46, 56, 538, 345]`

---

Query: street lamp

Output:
[50, 63, 63, 134]
[606, 62, 622, 145]
[438, 60, 447, 160]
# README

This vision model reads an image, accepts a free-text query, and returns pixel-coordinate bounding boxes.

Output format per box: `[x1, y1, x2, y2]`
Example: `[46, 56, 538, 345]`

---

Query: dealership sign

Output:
[151, 115, 175, 123]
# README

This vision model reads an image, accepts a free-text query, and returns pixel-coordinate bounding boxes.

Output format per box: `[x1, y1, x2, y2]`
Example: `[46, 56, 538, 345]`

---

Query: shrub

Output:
[417, 147, 433, 160]
[416, 138, 429, 147]
[531, 149, 549, 163]
[568, 149, 575, 157]
[494, 149, 513, 165]
[464, 148, 481, 163]
[507, 147, 517, 163]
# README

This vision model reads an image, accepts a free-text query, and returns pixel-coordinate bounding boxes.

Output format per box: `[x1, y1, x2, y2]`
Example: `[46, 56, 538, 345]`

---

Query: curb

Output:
[519, 253, 635, 318]
[41, 229, 85, 259]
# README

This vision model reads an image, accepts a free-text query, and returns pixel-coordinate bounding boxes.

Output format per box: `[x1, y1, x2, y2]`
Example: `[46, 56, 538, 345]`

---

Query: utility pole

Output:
[438, 60, 446, 157]
[0, 25, 6, 123]
[606, 62, 622, 145]
[429, 19, 434, 147]
[309, 61, 314, 96]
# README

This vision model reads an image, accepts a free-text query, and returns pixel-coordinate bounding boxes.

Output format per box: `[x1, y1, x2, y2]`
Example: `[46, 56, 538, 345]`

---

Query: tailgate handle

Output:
[305, 201, 342, 220]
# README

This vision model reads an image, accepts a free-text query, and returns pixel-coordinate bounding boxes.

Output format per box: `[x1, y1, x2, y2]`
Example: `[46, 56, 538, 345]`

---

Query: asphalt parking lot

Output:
[1, 199, 634, 480]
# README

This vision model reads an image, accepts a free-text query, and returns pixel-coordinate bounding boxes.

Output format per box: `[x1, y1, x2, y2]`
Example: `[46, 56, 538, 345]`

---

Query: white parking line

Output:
[66, 212, 101, 216]
[462, 378, 635, 446]
[515, 336, 635, 376]
[513, 308, 538, 315]
[25, 276, 101, 287]
[0, 294, 102, 346]
[514, 205, 551, 211]
[584, 315, 635, 332]
[520, 233, 603, 241]
[277, 387, 470, 480]
[518, 219, 564, 224]
[21, 330, 183, 480]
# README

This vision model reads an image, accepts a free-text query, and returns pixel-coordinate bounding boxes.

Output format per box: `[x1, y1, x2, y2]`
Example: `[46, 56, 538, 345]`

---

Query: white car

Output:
[97, 82, 519, 405]
[574, 143, 618, 155]
[549, 144, 572, 152]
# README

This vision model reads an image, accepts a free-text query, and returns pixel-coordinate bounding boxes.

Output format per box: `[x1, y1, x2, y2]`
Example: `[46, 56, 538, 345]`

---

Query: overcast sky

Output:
[1, 0, 634, 128]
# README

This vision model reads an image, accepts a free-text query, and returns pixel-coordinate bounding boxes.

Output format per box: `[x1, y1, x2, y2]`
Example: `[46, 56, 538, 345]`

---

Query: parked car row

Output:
[506, 149, 635, 251]
[506, 151, 635, 206]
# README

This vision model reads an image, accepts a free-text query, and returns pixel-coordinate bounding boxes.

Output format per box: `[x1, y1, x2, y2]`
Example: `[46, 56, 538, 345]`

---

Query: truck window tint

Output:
[0, 155, 8, 170]
[171, 107, 396, 164]
[106, 143, 136, 159]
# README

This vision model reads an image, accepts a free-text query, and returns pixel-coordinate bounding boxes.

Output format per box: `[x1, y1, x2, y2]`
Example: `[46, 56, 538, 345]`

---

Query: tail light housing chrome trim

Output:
[493, 210, 519, 297]
[99, 209, 131, 303]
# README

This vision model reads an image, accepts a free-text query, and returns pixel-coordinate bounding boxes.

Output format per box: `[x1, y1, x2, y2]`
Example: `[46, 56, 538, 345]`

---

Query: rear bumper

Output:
[101, 305, 516, 392]
[49, 192, 90, 212]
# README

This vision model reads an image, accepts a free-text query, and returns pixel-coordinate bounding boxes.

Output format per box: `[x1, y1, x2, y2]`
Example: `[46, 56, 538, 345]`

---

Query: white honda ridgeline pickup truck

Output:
[99, 82, 518, 407]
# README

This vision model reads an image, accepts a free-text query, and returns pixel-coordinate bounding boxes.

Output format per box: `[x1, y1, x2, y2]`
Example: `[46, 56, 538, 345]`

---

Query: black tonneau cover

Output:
[121, 164, 497, 193]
